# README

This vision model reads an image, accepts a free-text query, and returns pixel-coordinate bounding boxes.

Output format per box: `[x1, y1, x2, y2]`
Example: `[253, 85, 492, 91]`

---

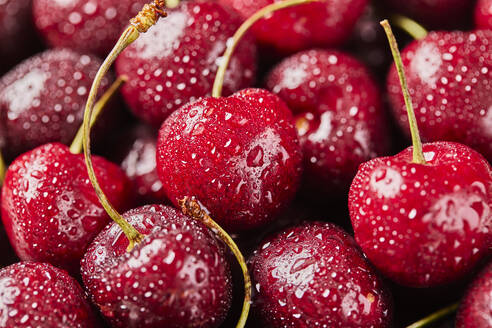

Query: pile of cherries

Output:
[0, 0, 490, 327]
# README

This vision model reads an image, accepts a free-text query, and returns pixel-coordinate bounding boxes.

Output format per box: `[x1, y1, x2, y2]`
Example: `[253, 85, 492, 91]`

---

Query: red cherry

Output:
[32, 0, 147, 57]
[476, 0, 492, 29]
[386, 30, 492, 162]
[0, 262, 101, 327]
[81, 204, 232, 328]
[156, 88, 302, 231]
[0, 48, 112, 159]
[266, 49, 389, 194]
[249, 221, 393, 327]
[115, 1, 256, 126]
[456, 261, 492, 328]
[1, 143, 132, 273]
[218, 0, 367, 56]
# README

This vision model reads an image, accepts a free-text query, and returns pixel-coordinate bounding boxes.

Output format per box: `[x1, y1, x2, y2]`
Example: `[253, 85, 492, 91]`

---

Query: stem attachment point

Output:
[131, 0, 167, 33]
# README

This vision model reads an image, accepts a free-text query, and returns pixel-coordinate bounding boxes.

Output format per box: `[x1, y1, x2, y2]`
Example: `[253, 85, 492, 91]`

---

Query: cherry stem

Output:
[165, 0, 180, 8]
[69, 75, 127, 155]
[390, 14, 428, 40]
[82, 0, 167, 251]
[211, 0, 319, 98]
[406, 302, 459, 328]
[179, 197, 251, 328]
[381, 20, 427, 165]
[0, 152, 6, 186]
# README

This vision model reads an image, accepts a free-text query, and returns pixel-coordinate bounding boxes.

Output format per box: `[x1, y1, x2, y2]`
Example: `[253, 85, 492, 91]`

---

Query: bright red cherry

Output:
[476, 0, 492, 29]
[156, 88, 302, 232]
[266, 49, 389, 194]
[249, 221, 393, 327]
[32, 0, 147, 57]
[81, 204, 232, 328]
[218, 0, 368, 56]
[1, 143, 132, 273]
[115, 0, 257, 126]
[0, 262, 101, 327]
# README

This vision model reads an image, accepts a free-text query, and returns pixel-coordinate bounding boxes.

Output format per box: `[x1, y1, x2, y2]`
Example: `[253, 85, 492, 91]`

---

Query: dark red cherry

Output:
[456, 261, 492, 328]
[386, 30, 492, 162]
[1, 143, 132, 273]
[249, 221, 393, 328]
[81, 204, 232, 328]
[156, 88, 302, 232]
[0, 48, 112, 159]
[218, 0, 368, 56]
[33, 0, 147, 57]
[0, 262, 101, 327]
[115, 0, 256, 126]
[476, 0, 492, 29]
[266, 49, 389, 194]
[349, 142, 492, 287]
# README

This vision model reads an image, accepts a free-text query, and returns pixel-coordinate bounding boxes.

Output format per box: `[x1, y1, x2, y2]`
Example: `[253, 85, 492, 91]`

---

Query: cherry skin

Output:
[249, 221, 393, 328]
[1, 143, 132, 273]
[115, 0, 257, 127]
[0, 262, 101, 327]
[476, 0, 492, 29]
[156, 88, 302, 232]
[349, 141, 492, 288]
[386, 30, 492, 162]
[0, 48, 112, 159]
[218, 0, 367, 56]
[81, 204, 232, 328]
[266, 49, 389, 194]
[32, 0, 147, 57]
[456, 261, 492, 328]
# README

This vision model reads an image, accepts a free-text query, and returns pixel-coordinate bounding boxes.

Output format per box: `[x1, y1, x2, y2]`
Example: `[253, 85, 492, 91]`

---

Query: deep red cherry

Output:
[81, 204, 232, 328]
[33, 0, 147, 57]
[1, 143, 132, 273]
[349, 141, 492, 287]
[249, 221, 393, 328]
[456, 261, 492, 328]
[386, 30, 492, 162]
[0, 262, 101, 327]
[266, 49, 389, 194]
[476, 0, 492, 29]
[218, 0, 368, 56]
[0, 48, 112, 159]
[156, 88, 302, 232]
[115, 0, 257, 126]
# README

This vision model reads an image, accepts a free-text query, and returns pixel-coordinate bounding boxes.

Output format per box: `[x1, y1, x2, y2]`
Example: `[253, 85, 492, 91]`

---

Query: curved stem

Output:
[179, 197, 251, 328]
[0, 152, 6, 186]
[212, 0, 319, 98]
[70, 75, 127, 155]
[406, 302, 459, 328]
[165, 0, 180, 8]
[381, 20, 427, 165]
[390, 14, 428, 40]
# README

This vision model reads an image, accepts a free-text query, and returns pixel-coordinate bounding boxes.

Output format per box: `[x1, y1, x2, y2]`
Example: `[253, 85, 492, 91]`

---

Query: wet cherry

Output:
[476, 0, 492, 29]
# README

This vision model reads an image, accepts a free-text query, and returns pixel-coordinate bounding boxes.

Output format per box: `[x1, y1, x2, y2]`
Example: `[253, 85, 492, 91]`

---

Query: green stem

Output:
[0, 152, 6, 186]
[390, 14, 428, 40]
[381, 20, 427, 165]
[406, 303, 459, 328]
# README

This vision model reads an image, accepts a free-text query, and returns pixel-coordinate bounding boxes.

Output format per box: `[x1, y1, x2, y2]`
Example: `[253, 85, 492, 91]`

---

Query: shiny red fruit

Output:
[156, 88, 302, 232]
[349, 142, 492, 287]
[266, 49, 389, 194]
[33, 0, 147, 57]
[387, 30, 492, 162]
[115, 0, 256, 126]
[0, 262, 101, 327]
[81, 204, 232, 328]
[1, 143, 132, 273]
[249, 221, 393, 328]
[476, 0, 492, 29]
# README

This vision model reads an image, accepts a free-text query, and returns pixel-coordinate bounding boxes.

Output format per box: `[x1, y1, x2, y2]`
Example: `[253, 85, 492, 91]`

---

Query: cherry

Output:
[349, 22, 492, 288]
[265, 49, 389, 194]
[217, 0, 368, 56]
[456, 261, 492, 328]
[1, 142, 132, 273]
[249, 221, 393, 327]
[0, 48, 113, 159]
[115, 0, 257, 126]
[81, 204, 232, 328]
[476, 0, 492, 29]
[0, 262, 101, 327]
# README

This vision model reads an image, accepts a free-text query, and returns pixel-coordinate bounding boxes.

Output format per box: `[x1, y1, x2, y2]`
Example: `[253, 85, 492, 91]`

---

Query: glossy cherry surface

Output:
[349, 142, 492, 287]
[476, 0, 492, 29]
[1, 143, 132, 273]
[81, 204, 232, 328]
[156, 88, 302, 232]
